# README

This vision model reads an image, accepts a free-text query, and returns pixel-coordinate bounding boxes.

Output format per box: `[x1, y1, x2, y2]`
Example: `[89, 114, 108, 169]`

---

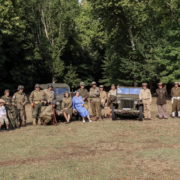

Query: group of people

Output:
[0, 81, 179, 131]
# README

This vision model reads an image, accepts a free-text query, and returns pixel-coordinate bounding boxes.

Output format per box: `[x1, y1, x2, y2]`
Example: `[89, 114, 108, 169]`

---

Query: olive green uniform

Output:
[44, 89, 55, 103]
[29, 90, 45, 125]
[62, 97, 72, 115]
[171, 87, 180, 117]
[1, 95, 17, 128]
[89, 87, 101, 118]
[12, 92, 28, 126]
[100, 90, 107, 107]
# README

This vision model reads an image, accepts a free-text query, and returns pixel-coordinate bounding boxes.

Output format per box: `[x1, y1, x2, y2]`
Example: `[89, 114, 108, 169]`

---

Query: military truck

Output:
[112, 86, 143, 121]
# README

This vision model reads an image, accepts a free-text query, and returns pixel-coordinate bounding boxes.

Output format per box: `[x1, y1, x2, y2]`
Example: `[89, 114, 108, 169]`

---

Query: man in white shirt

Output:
[0, 99, 9, 130]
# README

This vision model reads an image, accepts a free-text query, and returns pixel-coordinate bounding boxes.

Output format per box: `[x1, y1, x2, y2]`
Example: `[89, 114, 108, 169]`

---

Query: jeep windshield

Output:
[54, 88, 69, 95]
[117, 87, 141, 95]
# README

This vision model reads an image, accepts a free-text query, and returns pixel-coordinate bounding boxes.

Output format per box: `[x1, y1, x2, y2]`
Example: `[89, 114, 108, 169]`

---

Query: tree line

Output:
[0, 0, 179, 92]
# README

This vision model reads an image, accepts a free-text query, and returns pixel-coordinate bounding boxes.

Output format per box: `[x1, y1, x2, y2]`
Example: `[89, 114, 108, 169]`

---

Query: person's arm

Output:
[72, 97, 76, 110]
[23, 94, 28, 106]
[61, 99, 65, 109]
[149, 89, 152, 103]
[139, 90, 142, 100]
[67, 98, 72, 109]
[29, 92, 34, 105]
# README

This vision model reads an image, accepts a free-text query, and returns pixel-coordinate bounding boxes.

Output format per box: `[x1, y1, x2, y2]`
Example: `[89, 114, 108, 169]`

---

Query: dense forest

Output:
[0, 0, 179, 91]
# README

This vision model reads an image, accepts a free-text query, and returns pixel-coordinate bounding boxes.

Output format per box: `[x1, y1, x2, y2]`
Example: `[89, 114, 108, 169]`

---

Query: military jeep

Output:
[112, 87, 143, 121]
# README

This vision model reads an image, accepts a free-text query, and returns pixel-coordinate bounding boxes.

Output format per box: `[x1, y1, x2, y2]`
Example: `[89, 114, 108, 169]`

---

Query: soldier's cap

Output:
[111, 84, 115, 87]
[0, 99, 5, 104]
[80, 82, 85, 86]
[99, 85, 104, 88]
[18, 85, 24, 90]
[48, 84, 53, 88]
[35, 84, 40, 88]
[142, 83, 148, 86]
[91, 81, 96, 85]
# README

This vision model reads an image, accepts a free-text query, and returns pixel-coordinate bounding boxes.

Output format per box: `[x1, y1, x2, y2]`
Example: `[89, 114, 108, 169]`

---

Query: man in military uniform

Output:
[99, 85, 107, 107]
[107, 84, 117, 108]
[171, 82, 180, 117]
[89, 81, 101, 120]
[77, 82, 89, 109]
[139, 83, 152, 120]
[12, 85, 28, 127]
[1, 89, 17, 128]
[44, 84, 55, 104]
[29, 84, 46, 125]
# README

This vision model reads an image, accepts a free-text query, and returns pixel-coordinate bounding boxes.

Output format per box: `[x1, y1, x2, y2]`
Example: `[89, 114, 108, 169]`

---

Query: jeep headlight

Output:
[134, 100, 138, 105]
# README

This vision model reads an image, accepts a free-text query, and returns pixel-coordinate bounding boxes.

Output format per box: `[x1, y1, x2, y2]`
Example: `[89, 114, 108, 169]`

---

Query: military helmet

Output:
[18, 85, 24, 90]
[91, 81, 96, 85]
[99, 85, 104, 88]
[80, 82, 85, 86]
[35, 84, 40, 88]
[48, 84, 53, 88]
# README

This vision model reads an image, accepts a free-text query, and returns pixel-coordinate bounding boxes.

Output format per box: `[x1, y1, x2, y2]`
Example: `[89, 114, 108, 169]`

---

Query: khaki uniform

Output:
[89, 87, 101, 118]
[107, 89, 117, 108]
[29, 90, 45, 125]
[171, 87, 180, 117]
[1, 95, 18, 128]
[62, 97, 72, 115]
[100, 90, 107, 107]
[139, 88, 152, 119]
[12, 92, 28, 126]
[44, 89, 55, 103]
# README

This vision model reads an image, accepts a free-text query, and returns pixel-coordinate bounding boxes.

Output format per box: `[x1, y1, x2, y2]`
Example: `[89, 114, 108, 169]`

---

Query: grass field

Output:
[0, 99, 180, 180]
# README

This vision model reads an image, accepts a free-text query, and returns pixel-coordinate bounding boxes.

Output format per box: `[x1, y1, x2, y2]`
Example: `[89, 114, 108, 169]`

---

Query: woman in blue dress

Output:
[72, 91, 92, 123]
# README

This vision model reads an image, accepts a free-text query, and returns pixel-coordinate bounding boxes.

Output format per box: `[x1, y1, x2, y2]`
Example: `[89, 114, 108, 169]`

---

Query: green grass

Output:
[0, 100, 180, 180]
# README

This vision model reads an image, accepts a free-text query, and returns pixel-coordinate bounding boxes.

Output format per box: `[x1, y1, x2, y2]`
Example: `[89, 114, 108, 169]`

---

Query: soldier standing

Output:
[29, 84, 46, 125]
[89, 81, 101, 120]
[171, 82, 180, 118]
[77, 82, 89, 109]
[12, 85, 28, 127]
[1, 89, 17, 128]
[44, 84, 55, 104]
[139, 83, 152, 120]
[99, 85, 107, 107]
[156, 83, 168, 119]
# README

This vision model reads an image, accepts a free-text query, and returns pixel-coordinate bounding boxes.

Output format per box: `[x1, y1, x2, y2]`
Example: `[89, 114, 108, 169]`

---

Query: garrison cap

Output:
[18, 85, 24, 90]
[99, 85, 104, 88]
[0, 99, 5, 104]
[80, 82, 85, 86]
[35, 84, 40, 88]
[91, 81, 96, 85]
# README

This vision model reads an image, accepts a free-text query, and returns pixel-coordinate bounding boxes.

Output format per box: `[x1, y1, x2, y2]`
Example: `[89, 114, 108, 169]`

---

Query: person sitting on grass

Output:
[72, 91, 92, 123]
[0, 99, 9, 130]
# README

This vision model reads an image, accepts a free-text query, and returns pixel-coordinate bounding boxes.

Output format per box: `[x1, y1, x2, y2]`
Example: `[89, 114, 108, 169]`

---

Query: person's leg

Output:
[178, 100, 180, 117]
[157, 105, 163, 118]
[63, 112, 68, 122]
[82, 117, 85, 123]
[5, 117, 9, 129]
[147, 103, 151, 119]
[143, 103, 148, 119]
[172, 99, 177, 117]
[20, 109, 26, 126]
[96, 101, 102, 120]
[90, 101, 96, 119]
[67, 114, 71, 123]
[87, 115, 92, 122]
[162, 104, 168, 119]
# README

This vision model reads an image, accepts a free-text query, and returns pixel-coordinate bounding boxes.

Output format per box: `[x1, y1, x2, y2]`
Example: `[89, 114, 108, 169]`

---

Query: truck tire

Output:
[112, 107, 117, 120]
[138, 105, 143, 121]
